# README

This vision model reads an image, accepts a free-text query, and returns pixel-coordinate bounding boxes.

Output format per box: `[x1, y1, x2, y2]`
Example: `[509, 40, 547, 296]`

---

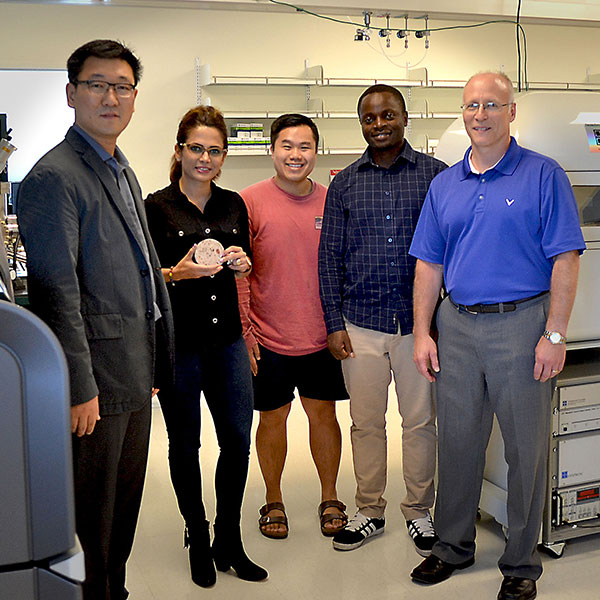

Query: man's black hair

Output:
[357, 84, 407, 116]
[67, 39, 142, 85]
[270, 113, 319, 147]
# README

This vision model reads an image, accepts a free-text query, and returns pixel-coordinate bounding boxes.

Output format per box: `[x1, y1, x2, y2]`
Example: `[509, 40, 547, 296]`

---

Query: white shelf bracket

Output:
[195, 59, 211, 105]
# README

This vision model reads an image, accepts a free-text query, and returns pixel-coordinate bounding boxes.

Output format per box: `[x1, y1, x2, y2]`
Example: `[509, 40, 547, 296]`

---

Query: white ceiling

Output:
[3, 0, 600, 26]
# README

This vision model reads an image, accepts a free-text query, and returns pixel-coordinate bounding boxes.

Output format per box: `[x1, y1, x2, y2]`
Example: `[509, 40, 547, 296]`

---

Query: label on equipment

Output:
[585, 124, 600, 153]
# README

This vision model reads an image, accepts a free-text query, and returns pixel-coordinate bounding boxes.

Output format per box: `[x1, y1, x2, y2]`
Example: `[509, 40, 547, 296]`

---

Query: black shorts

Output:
[253, 344, 349, 412]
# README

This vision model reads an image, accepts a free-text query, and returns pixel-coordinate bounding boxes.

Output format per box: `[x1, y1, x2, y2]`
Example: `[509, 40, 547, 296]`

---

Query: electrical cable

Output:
[10, 231, 20, 270]
[268, 0, 529, 86]
[406, 47, 430, 70]
[374, 30, 409, 59]
[367, 29, 409, 65]
[515, 1, 529, 90]
[269, 1, 521, 33]
[516, 0, 522, 91]
[519, 24, 528, 89]
[356, 14, 410, 64]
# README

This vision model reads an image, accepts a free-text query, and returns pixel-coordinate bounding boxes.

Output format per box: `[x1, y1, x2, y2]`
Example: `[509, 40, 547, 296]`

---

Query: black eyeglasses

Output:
[75, 79, 136, 98]
[178, 143, 226, 158]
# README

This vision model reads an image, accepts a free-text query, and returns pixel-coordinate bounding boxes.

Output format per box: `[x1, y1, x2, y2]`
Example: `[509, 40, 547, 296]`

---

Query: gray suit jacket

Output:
[17, 127, 174, 415]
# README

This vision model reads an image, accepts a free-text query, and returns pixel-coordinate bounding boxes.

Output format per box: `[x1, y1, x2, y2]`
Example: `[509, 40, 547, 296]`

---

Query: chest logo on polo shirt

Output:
[505, 198, 515, 206]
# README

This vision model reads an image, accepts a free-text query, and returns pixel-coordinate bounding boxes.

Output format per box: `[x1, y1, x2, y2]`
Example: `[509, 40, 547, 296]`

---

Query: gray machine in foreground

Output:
[544, 350, 600, 557]
[0, 300, 83, 598]
[435, 91, 600, 557]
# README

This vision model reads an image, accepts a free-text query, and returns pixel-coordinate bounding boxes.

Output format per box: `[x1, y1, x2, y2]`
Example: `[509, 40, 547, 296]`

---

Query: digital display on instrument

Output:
[577, 487, 600, 502]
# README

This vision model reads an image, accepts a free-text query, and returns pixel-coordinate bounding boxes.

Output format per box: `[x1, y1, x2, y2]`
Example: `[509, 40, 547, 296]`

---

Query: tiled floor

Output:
[128, 395, 600, 599]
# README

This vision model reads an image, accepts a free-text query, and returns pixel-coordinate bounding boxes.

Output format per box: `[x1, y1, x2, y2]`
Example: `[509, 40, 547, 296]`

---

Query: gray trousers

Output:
[72, 401, 151, 600]
[432, 294, 551, 580]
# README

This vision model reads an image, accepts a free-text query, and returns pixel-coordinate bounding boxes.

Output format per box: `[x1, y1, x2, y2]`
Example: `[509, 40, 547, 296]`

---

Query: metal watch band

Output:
[543, 330, 566, 345]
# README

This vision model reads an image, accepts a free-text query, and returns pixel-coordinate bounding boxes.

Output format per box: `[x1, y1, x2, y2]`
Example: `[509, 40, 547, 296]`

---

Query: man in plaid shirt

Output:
[318, 84, 446, 555]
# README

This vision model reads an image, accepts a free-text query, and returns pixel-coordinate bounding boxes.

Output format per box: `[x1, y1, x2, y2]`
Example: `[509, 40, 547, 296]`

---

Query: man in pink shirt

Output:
[237, 114, 348, 539]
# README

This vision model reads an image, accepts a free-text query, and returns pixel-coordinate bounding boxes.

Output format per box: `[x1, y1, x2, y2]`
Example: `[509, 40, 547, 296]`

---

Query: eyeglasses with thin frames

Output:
[178, 143, 226, 158]
[461, 102, 512, 113]
[75, 80, 136, 98]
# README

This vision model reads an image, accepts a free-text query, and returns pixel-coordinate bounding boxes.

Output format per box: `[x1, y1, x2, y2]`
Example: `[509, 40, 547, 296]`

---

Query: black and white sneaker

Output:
[406, 513, 438, 557]
[332, 511, 385, 551]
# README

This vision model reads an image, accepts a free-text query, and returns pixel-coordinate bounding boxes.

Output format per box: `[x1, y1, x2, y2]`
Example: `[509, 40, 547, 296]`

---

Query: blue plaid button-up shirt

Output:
[318, 141, 446, 335]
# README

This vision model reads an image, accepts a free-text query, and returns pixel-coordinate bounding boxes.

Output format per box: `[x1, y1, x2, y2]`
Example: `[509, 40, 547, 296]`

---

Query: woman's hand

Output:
[222, 245, 252, 277]
[166, 245, 223, 282]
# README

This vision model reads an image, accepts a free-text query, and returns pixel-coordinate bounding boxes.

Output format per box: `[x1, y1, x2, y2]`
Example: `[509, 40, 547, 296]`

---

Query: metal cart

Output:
[480, 348, 600, 558]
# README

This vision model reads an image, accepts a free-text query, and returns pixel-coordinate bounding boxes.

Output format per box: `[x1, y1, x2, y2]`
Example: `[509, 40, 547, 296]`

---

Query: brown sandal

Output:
[259, 502, 289, 539]
[319, 500, 347, 537]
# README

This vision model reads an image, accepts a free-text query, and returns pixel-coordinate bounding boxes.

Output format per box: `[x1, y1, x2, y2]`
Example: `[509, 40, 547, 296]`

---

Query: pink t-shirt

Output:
[237, 177, 328, 356]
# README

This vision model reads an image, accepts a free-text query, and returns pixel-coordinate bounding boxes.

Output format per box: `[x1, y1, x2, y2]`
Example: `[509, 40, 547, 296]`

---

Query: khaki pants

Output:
[342, 320, 436, 520]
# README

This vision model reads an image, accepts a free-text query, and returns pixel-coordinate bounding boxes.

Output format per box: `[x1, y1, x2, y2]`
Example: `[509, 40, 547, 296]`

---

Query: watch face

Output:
[546, 331, 564, 344]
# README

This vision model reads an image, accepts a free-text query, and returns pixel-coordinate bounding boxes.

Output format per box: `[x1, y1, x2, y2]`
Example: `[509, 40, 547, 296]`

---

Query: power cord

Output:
[268, 0, 529, 89]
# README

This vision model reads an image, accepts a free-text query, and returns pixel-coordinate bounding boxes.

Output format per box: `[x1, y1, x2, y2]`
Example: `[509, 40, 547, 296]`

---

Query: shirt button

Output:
[212, 318, 218, 324]
[211, 295, 216, 301]
[387, 238, 393, 243]
[205, 228, 211, 234]
[140, 268, 149, 277]
[479, 195, 484, 200]
[178, 230, 184, 237]
[210, 275, 215, 279]
[386, 214, 391, 220]
[391, 261, 395, 266]
[481, 178, 486, 183]
[385, 191, 390, 196]
[145, 310, 153, 320]
[232, 228, 238, 234]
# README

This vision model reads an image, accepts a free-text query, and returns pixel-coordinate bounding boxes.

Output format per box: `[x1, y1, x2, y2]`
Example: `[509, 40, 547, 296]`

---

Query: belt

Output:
[449, 291, 549, 314]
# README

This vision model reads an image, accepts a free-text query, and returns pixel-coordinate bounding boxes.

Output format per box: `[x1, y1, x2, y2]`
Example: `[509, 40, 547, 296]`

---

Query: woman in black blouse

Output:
[145, 106, 267, 587]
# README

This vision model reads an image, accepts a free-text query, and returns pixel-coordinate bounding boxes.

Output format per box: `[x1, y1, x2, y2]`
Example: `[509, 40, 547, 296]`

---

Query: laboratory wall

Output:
[1, 2, 599, 194]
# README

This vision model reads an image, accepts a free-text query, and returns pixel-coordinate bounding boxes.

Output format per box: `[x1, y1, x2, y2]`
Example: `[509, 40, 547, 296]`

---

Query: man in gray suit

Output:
[17, 40, 173, 600]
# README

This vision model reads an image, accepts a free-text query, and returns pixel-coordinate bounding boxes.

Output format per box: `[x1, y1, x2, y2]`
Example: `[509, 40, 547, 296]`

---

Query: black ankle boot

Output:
[184, 521, 216, 588]
[212, 525, 268, 582]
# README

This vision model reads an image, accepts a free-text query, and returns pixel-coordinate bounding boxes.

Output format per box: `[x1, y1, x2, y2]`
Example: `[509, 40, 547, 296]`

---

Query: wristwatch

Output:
[543, 330, 566, 345]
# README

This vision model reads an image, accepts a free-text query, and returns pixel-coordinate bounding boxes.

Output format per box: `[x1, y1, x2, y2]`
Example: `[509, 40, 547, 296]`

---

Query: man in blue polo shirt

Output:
[409, 72, 584, 600]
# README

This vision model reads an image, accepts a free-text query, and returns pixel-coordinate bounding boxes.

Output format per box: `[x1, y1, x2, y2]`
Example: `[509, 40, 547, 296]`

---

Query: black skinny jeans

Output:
[159, 336, 253, 533]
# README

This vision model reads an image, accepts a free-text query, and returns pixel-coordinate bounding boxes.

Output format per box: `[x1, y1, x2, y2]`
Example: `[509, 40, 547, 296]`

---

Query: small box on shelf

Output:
[227, 136, 271, 155]
[230, 122, 265, 139]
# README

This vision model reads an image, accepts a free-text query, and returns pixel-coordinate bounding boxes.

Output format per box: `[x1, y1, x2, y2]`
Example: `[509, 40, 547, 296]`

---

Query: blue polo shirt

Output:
[409, 137, 585, 305]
